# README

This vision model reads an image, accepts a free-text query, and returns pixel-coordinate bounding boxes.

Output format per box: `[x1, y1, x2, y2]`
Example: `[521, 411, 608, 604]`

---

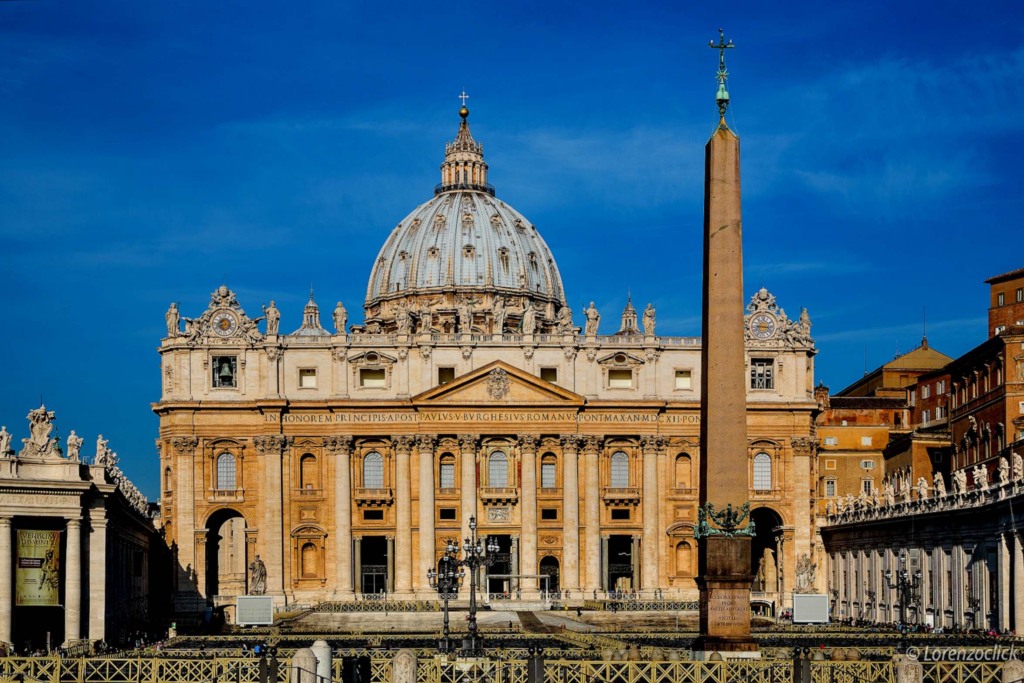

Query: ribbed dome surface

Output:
[365, 190, 565, 307]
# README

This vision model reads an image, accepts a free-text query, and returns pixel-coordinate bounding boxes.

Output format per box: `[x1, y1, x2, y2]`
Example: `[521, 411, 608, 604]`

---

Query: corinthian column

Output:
[417, 436, 436, 594]
[326, 436, 354, 597]
[255, 435, 287, 601]
[394, 436, 414, 595]
[0, 518, 10, 646]
[641, 436, 662, 594]
[459, 434, 478, 542]
[583, 436, 602, 592]
[64, 518, 82, 644]
[87, 511, 108, 642]
[561, 436, 581, 590]
[520, 435, 539, 595]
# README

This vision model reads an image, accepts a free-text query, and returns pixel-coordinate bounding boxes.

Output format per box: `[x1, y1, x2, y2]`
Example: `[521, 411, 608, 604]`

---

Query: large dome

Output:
[363, 106, 569, 336]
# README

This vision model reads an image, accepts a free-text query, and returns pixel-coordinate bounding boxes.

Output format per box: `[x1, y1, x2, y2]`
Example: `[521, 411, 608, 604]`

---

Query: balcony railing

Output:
[354, 487, 393, 507]
[480, 486, 518, 505]
[602, 487, 641, 504]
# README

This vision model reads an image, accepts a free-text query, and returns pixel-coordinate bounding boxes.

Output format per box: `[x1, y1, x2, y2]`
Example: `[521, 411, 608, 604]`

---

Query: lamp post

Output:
[427, 538, 464, 653]
[884, 550, 922, 642]
[454, 516, 498, 656]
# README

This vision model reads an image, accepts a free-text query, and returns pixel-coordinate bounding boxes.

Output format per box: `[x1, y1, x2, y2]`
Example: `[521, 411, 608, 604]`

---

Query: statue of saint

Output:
[263, 301, 280, 336]
[492, 296, 507, 334]
[249, 555, 267, 595]
[0, 426, 10, 456]
[333, 302, 347, 334]
[1015, 452, 1024, 481]
[933, 472, 946, 497]
[165, 303, 180, 338]
[458, 297, 477, 333]
[521, 300, 537, 334]
[557, 305, 574, 332]
[95, 434, 109, 466]
[998, 456, 1010, 484]
[917, 476, 928, 500]
[394, 304, 412, 334]
[642, 303, 656, 336]
[66, 430, 83, 461]
[584, 302, 600, 336]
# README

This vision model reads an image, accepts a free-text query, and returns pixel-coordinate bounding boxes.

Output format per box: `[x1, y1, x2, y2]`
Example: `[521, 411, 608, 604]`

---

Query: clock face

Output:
[211, 310, 238, 337]
[750, 313, 777, 339]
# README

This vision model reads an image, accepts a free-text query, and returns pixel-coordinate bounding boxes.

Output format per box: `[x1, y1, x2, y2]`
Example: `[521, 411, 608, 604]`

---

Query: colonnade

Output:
[0, 512, 108, 647]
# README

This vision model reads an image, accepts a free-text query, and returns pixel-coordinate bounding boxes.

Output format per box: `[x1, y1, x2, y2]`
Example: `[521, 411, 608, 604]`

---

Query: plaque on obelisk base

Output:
[693, 29, 759, 659]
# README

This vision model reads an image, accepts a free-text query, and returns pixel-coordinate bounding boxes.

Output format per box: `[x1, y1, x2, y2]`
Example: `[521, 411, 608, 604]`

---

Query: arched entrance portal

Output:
[539, 556, 560, 593]
[205, 509, 247, 598]
[750, 507, 783, 597]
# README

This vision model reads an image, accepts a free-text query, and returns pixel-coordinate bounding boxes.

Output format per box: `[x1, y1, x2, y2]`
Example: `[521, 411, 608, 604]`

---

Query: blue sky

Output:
[1, 1, 1022, 499]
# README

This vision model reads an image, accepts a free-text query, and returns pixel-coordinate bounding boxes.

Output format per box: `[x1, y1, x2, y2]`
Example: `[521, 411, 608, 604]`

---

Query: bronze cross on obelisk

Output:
[708, 28, 734, 116]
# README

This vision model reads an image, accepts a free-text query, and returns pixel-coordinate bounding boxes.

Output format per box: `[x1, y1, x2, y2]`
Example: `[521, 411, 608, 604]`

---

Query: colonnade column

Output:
[510, 535, 520, 594]
[353, 539, 362, 595]
[87, 510, 108, 642]
[1014, 533, 1024, 633]
[416, 436, 436, 594]
[333, 437, 354, 596]
[998, 533, 1011, 631]
[641, 436, 661, 595]
[459, 435, 478, 544]
[601, 536, 610, 592]
[386, 536, 396, 593]
[520, 435, 539, 595]
[0, 517, 11, 645]
[64, 518, 82, 644]
[631, 535, 641, 591]
[560, 436, 580, 590]
[394, 436, 414, 595]
[583, 436, 601, 593]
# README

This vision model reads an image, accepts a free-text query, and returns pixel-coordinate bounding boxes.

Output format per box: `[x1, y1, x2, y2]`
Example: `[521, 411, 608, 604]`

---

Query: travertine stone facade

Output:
[154, 108, 821, 612]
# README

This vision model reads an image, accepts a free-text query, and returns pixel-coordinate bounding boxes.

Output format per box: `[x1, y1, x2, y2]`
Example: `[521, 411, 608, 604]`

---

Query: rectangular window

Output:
[439, 462, 455, 489]
[998, 292, 1005, 306]
[359, 368, 386, 388]
[935, 406, 944, 419]
[922, 409, 931, 423]
[541, 508, 558, 521]
[860, 436, 872, 446]
[299, 368, 317, 389]
[937, 380, 946, 393]
[674, 370, 692, 390]
[750, 359, 774, 389]
[437, 367, 455, 385]
[541, 461, 557, 488]
[608, 369, 632, 388]
[921, 385, 930, 399]
[823, 436, 838, 446]
[610, 508, 631, 520]
[825, 479, 836, 497]
[861, 460, 875, 469]
[439, 508, 456, 521]
[1017, 288, 1023, 303]
[540, 367, 558, 383]
[212, 356, 238, 388]
[363, 509, 384, 521]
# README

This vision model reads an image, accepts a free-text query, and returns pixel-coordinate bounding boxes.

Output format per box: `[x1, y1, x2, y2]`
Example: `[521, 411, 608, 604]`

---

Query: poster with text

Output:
[15, 530, 61, 606]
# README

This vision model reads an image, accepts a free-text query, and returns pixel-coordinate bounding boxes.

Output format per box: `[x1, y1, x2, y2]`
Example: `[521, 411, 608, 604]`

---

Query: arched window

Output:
[541, 454, 557, 488]
[363, 451, 384, 488]
[675, 454, 692, 489]
[300, 454, 317, 490]
[163, 466, 172, 493]
[301, 542, 318, 578]
[752, 452, 772, 491]
[216, 452, 236, 490]
[610, 451, 629, 488]
[439, 453, 455, 489]
[675, 541, 693, 577]
[489, 451, 508, 487]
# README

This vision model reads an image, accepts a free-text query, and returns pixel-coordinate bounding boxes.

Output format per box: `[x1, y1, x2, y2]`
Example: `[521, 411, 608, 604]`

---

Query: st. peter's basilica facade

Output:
[154, 105, 820, 613]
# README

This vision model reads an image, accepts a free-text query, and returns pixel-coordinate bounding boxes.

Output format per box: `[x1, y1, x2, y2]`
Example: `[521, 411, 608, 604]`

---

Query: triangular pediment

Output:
[412, 360, 585, 406]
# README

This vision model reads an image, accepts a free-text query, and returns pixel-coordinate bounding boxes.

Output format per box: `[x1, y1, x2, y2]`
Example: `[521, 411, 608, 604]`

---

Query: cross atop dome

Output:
[438, 96, 492, 196]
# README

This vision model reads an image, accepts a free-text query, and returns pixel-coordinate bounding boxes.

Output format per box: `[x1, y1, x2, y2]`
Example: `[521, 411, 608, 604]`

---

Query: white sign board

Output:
[236, 596, 275, 626]
[792, 594, 829, 624]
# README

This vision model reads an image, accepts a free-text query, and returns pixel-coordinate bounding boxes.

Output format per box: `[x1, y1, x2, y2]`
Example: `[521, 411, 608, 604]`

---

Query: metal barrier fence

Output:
[0, 655, 1005, 683]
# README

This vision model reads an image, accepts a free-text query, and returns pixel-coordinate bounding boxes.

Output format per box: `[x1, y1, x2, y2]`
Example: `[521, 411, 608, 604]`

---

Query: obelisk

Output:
[694, 29, 758, 656]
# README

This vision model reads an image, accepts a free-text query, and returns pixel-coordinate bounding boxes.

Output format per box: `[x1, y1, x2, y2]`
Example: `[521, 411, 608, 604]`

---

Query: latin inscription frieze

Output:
[264, 411, 700, 425]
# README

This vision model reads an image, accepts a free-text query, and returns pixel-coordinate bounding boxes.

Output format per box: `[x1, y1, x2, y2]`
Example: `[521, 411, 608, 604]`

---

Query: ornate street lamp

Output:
[448, 516, 499, 656]
[884, 550, 922, 646]
[427, 538, 464, 653]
